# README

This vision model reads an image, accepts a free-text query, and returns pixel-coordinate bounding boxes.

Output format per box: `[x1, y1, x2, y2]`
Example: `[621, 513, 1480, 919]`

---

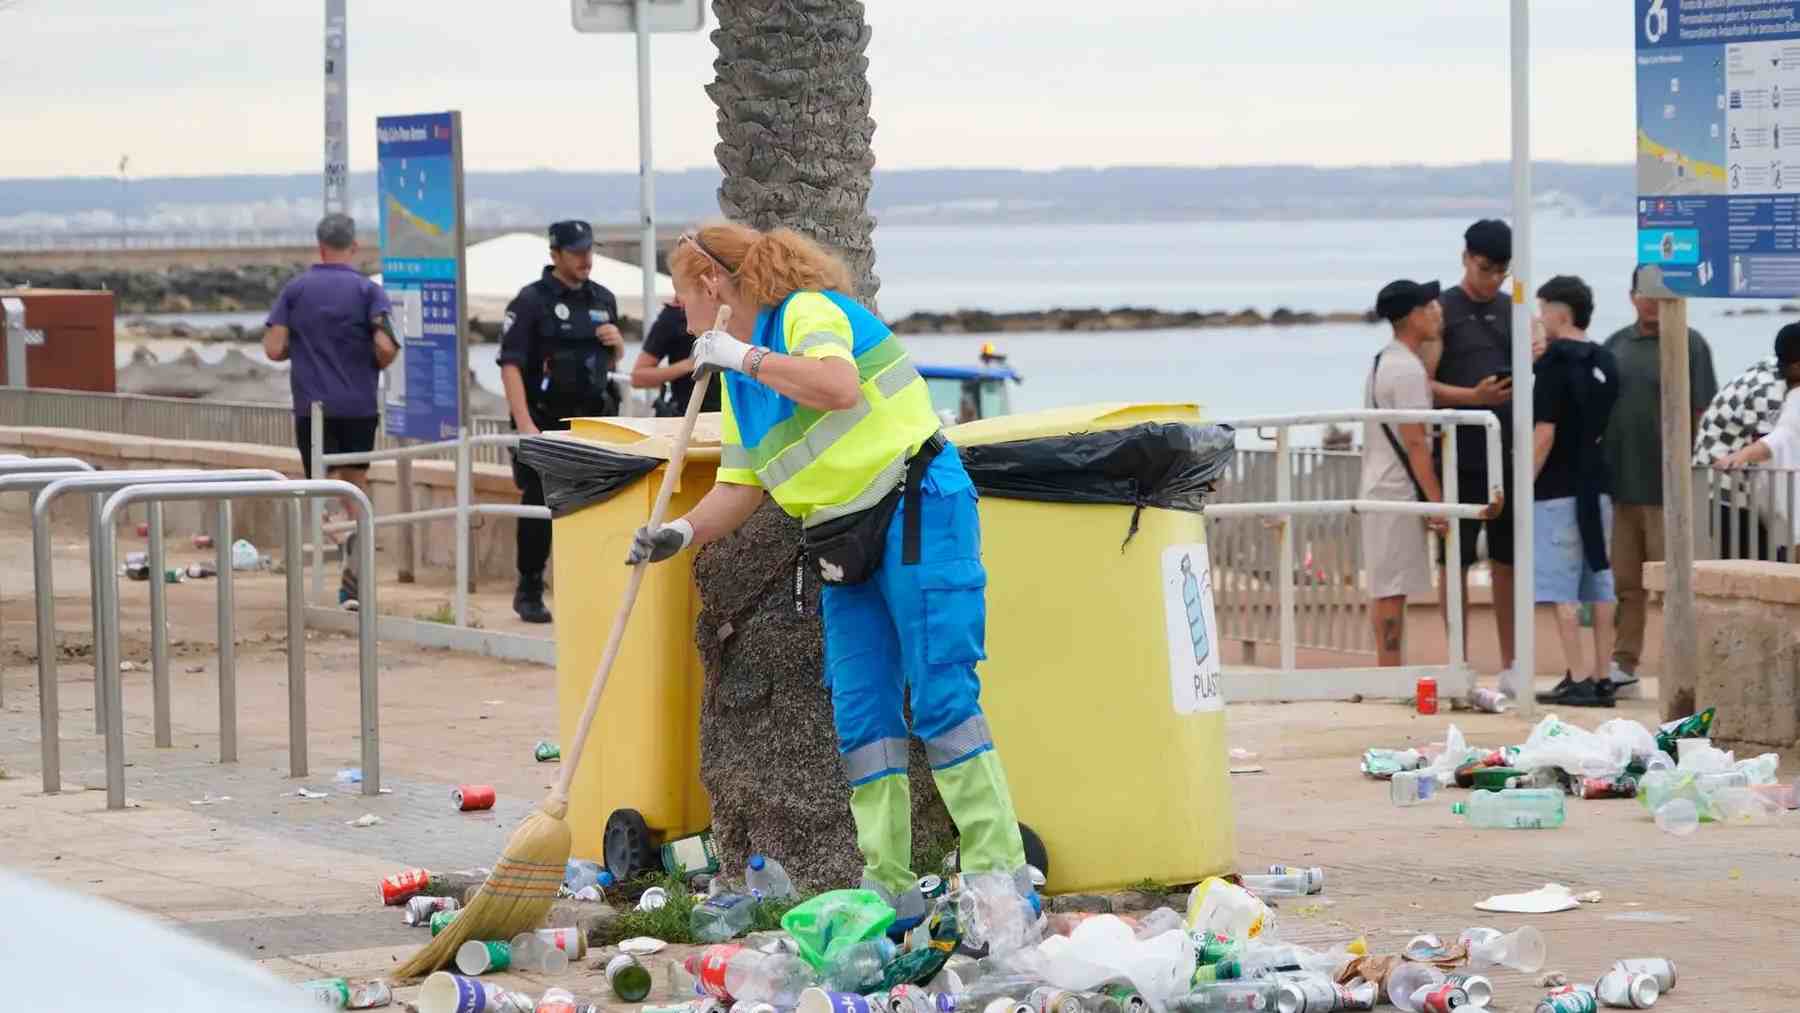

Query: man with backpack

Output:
[1529, 276, 1622, 708]
[1360, 279, 1451, 667]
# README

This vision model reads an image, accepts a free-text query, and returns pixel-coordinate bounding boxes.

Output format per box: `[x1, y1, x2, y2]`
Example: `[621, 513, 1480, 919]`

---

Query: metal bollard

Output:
[147, 501, 171, 748]
[215, 500, 236, 763]
[286, 497, 307, 779]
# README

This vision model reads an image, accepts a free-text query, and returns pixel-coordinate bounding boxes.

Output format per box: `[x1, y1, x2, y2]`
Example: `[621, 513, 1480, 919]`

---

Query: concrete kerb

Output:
[96, 479, 380, 811]
[27, 468, 286, 794]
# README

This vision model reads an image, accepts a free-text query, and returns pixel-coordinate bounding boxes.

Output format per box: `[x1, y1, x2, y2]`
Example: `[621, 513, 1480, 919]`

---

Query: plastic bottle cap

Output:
[749, 855, 766, 871]
[598, 871, 615, 887]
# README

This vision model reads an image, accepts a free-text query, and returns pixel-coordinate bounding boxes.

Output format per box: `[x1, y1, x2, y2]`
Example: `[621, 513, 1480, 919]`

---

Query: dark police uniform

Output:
[497, 220, 622, 618]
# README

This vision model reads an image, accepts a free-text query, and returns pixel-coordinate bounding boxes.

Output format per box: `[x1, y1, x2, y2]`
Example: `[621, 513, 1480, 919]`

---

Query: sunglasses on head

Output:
[677, 231, 733, 275]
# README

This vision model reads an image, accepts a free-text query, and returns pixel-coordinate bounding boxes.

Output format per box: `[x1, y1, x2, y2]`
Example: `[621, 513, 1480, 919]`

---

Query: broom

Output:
[394, 305, 730, 979]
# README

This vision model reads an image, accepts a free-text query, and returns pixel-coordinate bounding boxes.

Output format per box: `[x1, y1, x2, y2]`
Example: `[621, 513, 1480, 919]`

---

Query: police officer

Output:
[498, 220, 626, 623]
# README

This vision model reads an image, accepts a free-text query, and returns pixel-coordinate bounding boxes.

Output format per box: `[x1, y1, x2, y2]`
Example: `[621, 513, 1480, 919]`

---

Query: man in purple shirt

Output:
[263, 213, 398, 610]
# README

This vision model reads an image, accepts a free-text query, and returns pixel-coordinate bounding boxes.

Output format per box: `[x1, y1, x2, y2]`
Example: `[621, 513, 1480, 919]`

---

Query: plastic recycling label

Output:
[1163, 543, 1222, 715]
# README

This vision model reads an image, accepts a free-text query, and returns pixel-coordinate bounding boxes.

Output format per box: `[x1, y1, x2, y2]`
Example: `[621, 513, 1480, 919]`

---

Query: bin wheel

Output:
[1018, 822, 1049, 882]
[603, 808, 659, 882]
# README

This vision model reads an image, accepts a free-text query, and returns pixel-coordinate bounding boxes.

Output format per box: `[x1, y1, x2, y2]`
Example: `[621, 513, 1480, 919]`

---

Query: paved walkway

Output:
[0, 525, 1790, 1010]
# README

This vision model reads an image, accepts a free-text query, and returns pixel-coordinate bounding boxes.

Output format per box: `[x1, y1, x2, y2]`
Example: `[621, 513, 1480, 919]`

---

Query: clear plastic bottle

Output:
[1461, 925, 1545, 972]
[745, 854, 796, 901]
[1238, 871, 1319, 898]
[1135, 907, 1187, 939]
[1451, 789, 1566, 829]
[958, 871, 1041, 954]
[1390, 769, 1437, 807]
[1169, 981, 1279, 1012]
[686, 945, 817, 1008]
[564, 859, 604, 892]
[821, 938, 897, 992]
[691, 892, 760, 942]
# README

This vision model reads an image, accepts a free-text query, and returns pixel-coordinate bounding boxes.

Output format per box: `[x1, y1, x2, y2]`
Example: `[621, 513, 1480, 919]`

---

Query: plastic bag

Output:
[992, 914, 1196, 1013]
[1184, 877, 1272, 941]
[514, 434, 660, 518]
[959, 422, 1235, 546]
[1735, 753, 1781, 785]
[1594, 719, 1660, 765]
[230, 539, 259, 571]
[1512, 714, 1630, 778]
[778, 889, 896, 972]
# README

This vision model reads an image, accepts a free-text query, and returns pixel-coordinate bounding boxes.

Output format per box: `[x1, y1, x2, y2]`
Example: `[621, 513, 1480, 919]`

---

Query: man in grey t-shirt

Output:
[1360, 280, 1449, 667]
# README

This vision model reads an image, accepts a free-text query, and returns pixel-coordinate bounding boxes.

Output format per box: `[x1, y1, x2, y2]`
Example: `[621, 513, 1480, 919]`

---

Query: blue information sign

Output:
[377, 111, 465, 439]
[1637, 1, 1800, 298]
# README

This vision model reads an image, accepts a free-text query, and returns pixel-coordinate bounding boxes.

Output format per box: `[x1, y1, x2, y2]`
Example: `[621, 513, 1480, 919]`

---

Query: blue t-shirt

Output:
[266, 263, 392, 418]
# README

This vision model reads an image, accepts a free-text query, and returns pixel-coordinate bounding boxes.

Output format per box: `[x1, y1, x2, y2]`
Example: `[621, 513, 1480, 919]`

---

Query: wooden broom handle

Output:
[553, 305, 730, 801]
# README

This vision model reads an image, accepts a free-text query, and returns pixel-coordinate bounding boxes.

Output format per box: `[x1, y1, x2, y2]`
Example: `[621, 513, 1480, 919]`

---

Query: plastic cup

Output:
[418, 972, 500, 1013]
[454, 939, 511, 975]
[1675, 737, 1712, 764]
[1654, 798, 1700, 836]
[799, 988, 876, 1013]
[1388, 963, 1444, 1013]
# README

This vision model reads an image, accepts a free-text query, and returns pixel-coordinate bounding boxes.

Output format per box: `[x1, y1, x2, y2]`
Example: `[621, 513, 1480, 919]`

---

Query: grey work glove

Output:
[626, 518, 694, 565]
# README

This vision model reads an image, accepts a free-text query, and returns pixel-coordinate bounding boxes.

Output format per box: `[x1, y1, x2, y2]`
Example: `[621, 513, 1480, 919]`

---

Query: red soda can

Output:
[379, 867, 431, 905]
[1577, 776, 1638, 800]
[1417, 983, 1469, 1013]
[453, 784, 496, 811]
[1416, 676, 1439, 715]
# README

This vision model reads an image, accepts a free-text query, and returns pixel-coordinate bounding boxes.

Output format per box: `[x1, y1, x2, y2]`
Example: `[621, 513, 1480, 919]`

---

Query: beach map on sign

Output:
[1636, 0, 1800, 298]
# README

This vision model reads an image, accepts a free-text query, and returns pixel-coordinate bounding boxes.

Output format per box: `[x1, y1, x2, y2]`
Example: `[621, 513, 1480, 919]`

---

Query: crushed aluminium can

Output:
[1416, 983, 1471, 1013]
[403, 894, 458, 926]
[300, 978, 352, 1008]
[1576, 776, 1639, 800]
[1593, 970, 1659, 1009]
[1100, 985, 1148, 1013]
[453, 784, 496, 811]
[1611, 959, 1676, 993]
[429, 908, 460, 936]
[1442, 976, 1492, 1008]
[1534, 991, 1597, 1013]
[378, 867, 431, 905]
[1028, 988, 1083, 1013]
[534, 740, 561, 762]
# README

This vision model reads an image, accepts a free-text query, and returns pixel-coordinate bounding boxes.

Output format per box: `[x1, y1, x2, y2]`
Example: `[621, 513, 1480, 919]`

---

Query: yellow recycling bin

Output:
[542, 415, 721, 874]
[948, 403, 1237, 893]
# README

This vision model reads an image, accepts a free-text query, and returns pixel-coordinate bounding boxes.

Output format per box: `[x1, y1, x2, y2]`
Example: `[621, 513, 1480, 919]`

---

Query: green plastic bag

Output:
[779, 889, 896, 971]
[878, 900, 961, 990]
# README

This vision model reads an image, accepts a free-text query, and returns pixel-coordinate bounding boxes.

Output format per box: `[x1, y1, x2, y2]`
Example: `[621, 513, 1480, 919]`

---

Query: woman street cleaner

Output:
[627, 222, 1039, 948]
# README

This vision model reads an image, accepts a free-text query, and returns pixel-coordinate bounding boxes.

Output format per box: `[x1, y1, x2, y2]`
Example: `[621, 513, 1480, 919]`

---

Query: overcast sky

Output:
[0, 1, 1633, 179]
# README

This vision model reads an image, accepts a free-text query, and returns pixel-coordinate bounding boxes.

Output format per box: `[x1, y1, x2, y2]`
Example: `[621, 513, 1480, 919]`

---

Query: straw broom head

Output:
[389, 307, 727, 981]
[391, 797, 570, 980]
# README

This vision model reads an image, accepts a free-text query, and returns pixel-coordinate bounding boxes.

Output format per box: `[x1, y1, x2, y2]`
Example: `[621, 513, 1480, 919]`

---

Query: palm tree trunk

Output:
[708, 0, 880, 309]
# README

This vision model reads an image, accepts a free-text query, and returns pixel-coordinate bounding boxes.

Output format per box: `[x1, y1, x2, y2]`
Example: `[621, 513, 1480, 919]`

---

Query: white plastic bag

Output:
[1594, 718, 1659, 765]
[1512, 714, 1630, 778]
[230, 538, 259, 571]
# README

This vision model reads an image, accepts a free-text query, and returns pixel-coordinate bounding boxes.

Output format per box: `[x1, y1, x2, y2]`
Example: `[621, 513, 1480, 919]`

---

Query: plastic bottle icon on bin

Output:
[1180, 554, 1212, 666]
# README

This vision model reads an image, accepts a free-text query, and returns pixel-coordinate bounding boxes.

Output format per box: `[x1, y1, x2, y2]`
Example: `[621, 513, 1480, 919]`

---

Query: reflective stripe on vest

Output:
[732, 294, 939, 524]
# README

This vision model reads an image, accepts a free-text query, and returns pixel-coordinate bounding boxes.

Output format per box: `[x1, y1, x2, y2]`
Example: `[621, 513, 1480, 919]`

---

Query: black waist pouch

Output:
[803, 432, 946, 586]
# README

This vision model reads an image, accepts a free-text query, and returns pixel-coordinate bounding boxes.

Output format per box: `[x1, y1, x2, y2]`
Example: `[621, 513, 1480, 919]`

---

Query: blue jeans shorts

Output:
[1533, 495, 1616, 604]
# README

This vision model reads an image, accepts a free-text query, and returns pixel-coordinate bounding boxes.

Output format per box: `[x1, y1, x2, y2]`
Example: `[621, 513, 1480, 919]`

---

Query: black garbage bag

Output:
[514, 434, 660, 517]
[958, 421, 1236, 547]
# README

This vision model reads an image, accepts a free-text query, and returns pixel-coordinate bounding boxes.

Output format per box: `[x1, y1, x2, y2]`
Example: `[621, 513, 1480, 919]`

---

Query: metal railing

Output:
[0, 458, 95, 708]
[1694, 465, 1800, 563]
[0, 387, 520, 466]
[96, 480, 379, 811]
[1204, 409, 1504, 702]
[311, 400, 552, 628]
[27, 469, 284, 794]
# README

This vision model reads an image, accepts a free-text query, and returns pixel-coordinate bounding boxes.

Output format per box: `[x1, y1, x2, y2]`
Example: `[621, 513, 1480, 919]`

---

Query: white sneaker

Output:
[1496, 666, 1526, 701]
[1606, 663, 1642, 699]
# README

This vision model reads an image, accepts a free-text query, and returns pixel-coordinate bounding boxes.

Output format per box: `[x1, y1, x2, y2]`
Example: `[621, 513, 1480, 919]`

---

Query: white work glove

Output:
[692, 328, 754, 374]
[626, 518, 694, 565]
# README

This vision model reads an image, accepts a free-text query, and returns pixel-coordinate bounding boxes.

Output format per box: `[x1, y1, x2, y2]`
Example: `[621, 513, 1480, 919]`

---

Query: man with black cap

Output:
[1714, 324, 1800, 555]
[497, 220, 627, 623]
[1431, 219, 1523, 695]
[1601, 266, 1719, 694]
[1361, 279, 1450, 667]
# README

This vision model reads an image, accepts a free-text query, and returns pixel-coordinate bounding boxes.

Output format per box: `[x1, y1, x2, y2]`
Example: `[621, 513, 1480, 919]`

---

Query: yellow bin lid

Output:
[561, 413, 725, 464]
[947, 402, 1206, 448]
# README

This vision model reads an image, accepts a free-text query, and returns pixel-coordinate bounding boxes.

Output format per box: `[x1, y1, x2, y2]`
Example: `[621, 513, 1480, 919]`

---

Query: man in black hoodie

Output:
[1529, 276, 1621, 707]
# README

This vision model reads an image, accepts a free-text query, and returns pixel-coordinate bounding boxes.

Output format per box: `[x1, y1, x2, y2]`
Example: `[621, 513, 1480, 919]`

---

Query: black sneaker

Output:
[514, 574, 552, 624]
[1562, 679, 1616, 708]
[1535, 671, 1577, 704]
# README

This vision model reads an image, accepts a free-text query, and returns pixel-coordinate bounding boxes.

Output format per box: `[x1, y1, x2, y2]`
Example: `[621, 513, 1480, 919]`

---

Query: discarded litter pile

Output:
[296, 849, 1688, 1013]
[1364, 707, 1796, 832]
